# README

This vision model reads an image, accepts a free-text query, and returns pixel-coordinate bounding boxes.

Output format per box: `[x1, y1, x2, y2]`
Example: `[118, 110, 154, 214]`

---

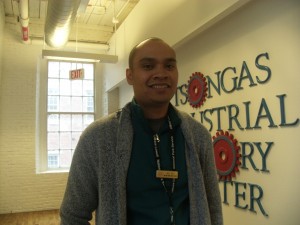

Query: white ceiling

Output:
[3, 0, 139, 45]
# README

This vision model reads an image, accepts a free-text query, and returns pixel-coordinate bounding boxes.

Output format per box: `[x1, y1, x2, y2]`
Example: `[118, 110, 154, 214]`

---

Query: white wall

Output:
[175, 0, 299, 225]
[119, 79, 133, 106]
[104, 0, 251, 96]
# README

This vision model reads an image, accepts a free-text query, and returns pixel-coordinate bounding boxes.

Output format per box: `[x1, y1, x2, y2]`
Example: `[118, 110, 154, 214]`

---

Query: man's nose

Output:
[153, 65, 168, 79]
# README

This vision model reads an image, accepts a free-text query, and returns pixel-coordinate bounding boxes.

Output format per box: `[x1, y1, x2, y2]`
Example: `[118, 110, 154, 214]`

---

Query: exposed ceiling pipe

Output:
[19, 0, 29, 43]
[44, 0, 81, 48]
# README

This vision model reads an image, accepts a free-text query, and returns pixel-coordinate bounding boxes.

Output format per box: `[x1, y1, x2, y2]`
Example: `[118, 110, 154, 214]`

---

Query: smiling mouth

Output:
[149, 84, 170, 89]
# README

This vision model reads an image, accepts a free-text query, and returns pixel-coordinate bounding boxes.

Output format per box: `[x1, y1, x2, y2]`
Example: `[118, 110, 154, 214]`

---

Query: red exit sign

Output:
[70, 68, 84, 80]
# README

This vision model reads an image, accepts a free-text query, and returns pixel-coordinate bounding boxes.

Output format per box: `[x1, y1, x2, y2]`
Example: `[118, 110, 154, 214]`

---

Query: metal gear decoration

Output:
[212, 130, 241, 180]
[187, 72, 207, 108]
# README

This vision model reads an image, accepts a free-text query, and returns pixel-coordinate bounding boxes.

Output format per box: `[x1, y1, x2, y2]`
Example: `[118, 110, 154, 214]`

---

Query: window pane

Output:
[48, 152, 59, 168]
[72, 97, 82, 112]
[83, 80, 93, 96]
[60, 96, 71, 112]
[48, 132, 59, 149]
[48, 96, 59, 112]
[60, 62, 71, 78]
[71, 80, 83, 96]
[60, 79, 71, 96]
[60, 150, 72, 167]
[83, 97, 94, 112]
[48, 62, 59, 78]
[72, 115, 83, 131]
[60, 114, 71, 131]
[47, 61, 95, 169]
[48, 78, 59, 95]
[60, 132, 71, 149]
[48, 114, 59, 131]
[71, 62, 82, 70]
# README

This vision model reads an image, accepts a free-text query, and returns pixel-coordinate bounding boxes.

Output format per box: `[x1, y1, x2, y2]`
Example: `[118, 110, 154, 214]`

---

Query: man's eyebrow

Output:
[166, 58, 177, 63]
[138, 57, 177, 63]
[139, 57, 155, 63]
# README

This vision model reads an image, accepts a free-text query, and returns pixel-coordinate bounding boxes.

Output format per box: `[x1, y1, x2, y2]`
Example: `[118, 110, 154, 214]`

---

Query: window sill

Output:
[37, 169, 69, 174]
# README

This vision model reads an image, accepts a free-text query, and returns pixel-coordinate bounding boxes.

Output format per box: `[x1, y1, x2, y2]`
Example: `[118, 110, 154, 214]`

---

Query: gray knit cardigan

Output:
[60, 103, 223, 225]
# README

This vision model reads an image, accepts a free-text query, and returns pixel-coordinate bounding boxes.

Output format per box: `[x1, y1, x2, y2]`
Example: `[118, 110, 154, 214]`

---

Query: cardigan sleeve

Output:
[60, 123, 100, 225]
[178, 110, 223, 225]
[201, 129, 224, 225]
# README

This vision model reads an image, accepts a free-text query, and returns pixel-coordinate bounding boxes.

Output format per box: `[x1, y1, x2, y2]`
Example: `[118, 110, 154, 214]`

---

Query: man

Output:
[60, 37, 223, 225]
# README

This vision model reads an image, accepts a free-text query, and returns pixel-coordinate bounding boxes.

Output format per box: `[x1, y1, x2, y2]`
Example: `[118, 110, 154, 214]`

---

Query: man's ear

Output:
[126, 68, 133, 85]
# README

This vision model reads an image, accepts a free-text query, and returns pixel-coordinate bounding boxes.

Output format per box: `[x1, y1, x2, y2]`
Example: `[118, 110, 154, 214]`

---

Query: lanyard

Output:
[153, 116, 177, 225]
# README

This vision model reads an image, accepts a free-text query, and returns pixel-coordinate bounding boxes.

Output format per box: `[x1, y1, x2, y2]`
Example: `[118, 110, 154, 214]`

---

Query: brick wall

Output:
[0, 1, 4, 86]
[0, 24, 68, 214]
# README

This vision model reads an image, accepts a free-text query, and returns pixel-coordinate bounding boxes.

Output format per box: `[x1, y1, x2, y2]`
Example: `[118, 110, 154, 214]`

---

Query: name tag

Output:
[156, 170, 178, 179]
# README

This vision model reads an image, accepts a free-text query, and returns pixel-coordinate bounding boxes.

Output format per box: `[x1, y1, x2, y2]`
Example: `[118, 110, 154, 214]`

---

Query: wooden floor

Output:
[0, 210, 95, 225]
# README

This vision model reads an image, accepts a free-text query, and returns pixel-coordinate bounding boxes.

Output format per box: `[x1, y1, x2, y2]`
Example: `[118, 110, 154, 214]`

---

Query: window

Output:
[48, 154, 59, 168]
[37, 60, 97, 171]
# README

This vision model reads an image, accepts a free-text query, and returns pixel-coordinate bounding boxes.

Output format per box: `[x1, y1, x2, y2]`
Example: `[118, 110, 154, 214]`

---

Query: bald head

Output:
[128, 37, 175, 69]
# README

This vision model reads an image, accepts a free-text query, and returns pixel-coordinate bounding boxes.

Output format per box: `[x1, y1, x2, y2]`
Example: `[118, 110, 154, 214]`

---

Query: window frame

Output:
[36, 57, 102, 173]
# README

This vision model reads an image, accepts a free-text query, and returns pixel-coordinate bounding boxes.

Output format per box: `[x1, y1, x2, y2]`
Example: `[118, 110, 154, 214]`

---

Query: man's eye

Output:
[142, 64, 154, 70]
[166, 64, 176, 70]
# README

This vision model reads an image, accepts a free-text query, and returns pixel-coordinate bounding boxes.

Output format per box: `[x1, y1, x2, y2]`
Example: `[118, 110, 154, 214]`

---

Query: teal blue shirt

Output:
[127, 101, 189, 225]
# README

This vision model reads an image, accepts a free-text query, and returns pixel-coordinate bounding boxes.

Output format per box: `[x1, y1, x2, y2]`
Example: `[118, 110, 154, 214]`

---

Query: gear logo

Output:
[212, 130, 241, 180]
[187, 72, 207, 108]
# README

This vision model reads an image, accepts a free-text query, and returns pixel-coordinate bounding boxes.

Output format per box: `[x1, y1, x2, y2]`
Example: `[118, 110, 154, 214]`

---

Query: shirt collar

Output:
[130, 98, 181, 133]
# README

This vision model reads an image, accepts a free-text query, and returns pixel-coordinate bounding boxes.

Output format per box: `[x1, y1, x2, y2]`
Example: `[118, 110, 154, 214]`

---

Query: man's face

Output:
[126, 40, 178, 108]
